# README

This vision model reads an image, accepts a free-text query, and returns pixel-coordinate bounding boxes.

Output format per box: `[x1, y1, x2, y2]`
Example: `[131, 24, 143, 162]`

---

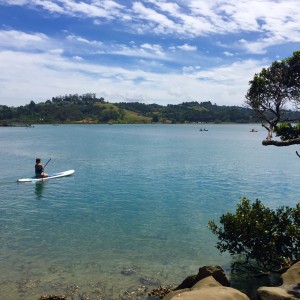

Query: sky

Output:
[0, 0, 300, 107]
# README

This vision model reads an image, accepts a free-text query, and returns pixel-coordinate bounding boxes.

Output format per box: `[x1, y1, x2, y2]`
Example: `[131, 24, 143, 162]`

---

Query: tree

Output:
[152, 114, 159, 123]
[245, 51, 300, 146]
[99, 107, 119, 122]
[208, 197, 300, 274]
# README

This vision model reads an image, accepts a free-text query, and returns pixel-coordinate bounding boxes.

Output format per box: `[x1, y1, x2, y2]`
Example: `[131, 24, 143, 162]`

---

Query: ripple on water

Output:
[0, 124, 299, 299]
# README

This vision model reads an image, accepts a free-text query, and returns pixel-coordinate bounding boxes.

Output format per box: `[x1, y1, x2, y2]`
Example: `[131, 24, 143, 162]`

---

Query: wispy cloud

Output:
[170, 44, 197, 52]
[2, 1, 300, 49]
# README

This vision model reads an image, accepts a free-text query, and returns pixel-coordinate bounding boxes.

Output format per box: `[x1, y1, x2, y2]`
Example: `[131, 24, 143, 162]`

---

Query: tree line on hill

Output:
[0, 92, 300, 125]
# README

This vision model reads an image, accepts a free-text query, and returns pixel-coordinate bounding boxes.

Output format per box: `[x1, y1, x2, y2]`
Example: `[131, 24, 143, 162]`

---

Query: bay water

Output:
[0, 124, 299, 299]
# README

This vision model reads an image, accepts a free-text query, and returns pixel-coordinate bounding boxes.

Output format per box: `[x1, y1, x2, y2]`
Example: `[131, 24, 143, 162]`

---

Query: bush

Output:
[274, 122, 300, 141]
[208, 197, 300, 274]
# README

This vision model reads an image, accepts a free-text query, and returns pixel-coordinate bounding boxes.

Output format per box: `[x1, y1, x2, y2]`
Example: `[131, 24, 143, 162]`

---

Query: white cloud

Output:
[33, 0, 65, 14]
[132, 2, 177, 33]
[0, 30, 49, 50]
[0, 0, 28, 5]
[66, 34, 103, 47]
[0, 46, 267, 107]
[176, 44, 197, 52]
[147, 0, 181, 15]
[73, 55, 83, 60]
[0, 28, 171, 63]
[0, 0, 125, 18]
[223, 51, 234, 56]
[64, 34, 170, 60]
[61, 0, 111, 18]
[140, 43, 164, 55]
[49, 48, 64, 55]
[129, 0, 300, 53]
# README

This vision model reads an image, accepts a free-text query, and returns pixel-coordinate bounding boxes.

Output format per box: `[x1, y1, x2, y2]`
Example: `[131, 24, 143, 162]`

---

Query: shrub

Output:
[208, 197, 300, 274]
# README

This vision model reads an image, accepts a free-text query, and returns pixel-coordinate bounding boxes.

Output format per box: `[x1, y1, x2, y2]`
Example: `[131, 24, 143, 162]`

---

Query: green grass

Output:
[122, 109, 151, 123]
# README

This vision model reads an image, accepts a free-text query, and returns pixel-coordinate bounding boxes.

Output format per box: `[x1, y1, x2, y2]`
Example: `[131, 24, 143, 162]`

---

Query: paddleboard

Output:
[17, 169, 75, 182]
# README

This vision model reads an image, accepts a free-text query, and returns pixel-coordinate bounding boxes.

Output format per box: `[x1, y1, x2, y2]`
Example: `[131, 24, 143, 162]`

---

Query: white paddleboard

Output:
[17, 169, 75, 182]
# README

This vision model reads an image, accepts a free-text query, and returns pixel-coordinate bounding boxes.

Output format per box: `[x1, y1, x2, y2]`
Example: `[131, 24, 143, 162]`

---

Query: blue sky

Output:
[0, 0, 300, 107]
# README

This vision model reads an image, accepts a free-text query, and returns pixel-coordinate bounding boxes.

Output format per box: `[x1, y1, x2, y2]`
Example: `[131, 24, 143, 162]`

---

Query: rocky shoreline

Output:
[148, 262, 300, 300]
[37, 262, 300, 300]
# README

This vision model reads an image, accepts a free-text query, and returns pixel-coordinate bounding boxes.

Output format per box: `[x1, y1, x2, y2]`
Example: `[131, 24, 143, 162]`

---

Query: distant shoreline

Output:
[0, 123, 33, 127]
[0, 121, 261, 126]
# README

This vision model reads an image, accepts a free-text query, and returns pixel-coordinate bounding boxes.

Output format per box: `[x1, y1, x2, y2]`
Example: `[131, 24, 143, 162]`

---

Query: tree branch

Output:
[262, 139, 300, 146]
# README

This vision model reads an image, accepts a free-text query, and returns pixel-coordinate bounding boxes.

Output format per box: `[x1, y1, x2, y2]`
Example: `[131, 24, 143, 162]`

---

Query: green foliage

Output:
[99, 107, 120, 122]
[151, 114, 159, 123]
[208, 197, 300, 273]
[274, 123, 300, 141]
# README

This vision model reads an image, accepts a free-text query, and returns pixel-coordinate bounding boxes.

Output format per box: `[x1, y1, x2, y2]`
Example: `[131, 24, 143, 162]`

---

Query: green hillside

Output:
[1, 93, 299, 125]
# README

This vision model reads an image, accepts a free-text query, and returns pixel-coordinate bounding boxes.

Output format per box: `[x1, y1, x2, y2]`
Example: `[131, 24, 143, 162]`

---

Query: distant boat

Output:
[199, 128, 208, 131]
[250, 129, 258, 132]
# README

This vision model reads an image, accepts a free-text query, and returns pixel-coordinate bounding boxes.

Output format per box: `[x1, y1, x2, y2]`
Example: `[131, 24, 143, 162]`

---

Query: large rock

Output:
[195, 265, 231, 287]
[174, 265, 230, 290]
[257, 261, 300, 300]
[163, 266, 249, 300]
[163, 287, 249, 300]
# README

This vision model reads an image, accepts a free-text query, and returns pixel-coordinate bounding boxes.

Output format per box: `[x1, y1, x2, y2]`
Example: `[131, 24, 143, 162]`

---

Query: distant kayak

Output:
[17, 170, 75, 182]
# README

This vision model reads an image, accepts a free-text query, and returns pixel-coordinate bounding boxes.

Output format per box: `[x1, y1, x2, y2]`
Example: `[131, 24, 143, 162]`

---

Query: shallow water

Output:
[0, 124, 299, 299]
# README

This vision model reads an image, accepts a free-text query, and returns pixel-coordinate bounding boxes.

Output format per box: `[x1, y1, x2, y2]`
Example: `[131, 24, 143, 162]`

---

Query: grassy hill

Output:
[1, 93, 299, 124]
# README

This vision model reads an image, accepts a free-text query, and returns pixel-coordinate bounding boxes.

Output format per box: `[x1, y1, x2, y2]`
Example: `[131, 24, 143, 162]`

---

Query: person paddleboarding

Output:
[35, 158, 49, 178]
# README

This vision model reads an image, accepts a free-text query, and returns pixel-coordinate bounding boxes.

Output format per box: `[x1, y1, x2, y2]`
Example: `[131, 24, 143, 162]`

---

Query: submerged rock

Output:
[148, 285, 174, 299]
[39, 295, 67, 300]
[121, 268, 137, 276]
[120, 285, 148, 300]
[18, 279, 40, 293]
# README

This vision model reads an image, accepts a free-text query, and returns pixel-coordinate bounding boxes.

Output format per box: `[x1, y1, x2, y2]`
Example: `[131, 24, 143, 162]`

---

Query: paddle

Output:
[44, 158, 51, 168]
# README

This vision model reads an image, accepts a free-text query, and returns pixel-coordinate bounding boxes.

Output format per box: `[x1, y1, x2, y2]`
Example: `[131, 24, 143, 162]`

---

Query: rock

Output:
[257, 286, 296, 299]
[163, 266, 249, 300]
[163, 285, 249, 300]
[174, 275, 197, 290]
[257, 261, 300, 300]
[282, 262, 300, 285]
[195, 265, 231, 287]
[192, 275, 223, 289]
[174, 265, 230, 290]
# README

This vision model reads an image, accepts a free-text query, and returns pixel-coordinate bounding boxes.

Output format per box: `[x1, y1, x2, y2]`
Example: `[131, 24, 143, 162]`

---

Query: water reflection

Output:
[35, 181, 46, 200]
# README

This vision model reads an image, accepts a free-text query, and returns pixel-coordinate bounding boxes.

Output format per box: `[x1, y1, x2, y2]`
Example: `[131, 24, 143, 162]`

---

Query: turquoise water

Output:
[0, 124, 299, 299]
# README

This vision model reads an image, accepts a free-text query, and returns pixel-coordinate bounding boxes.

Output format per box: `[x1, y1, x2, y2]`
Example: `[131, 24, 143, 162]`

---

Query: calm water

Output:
[0, 124, 299, 299]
